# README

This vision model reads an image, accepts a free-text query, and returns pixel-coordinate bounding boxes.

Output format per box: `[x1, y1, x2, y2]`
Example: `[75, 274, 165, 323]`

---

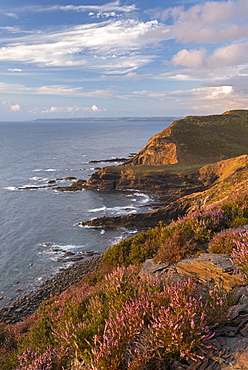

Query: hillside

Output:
[1, 111, 248, 369]
[124, 109, 248, 166]
[1, 170, 248, 369]
[83, 110, 248, 193]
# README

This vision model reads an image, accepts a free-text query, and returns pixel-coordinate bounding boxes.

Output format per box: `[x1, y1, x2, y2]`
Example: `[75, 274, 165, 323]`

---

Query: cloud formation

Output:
[16, 1, 137, 15]
[0, 82, 114, 98]
[132, 83, 248, 114]
[152, 0, 248, 43]
[171, 41, 248, 71]
[0, 20, 166, 73]
[40, 105, 102, 114]
[2, 100, 21, 112]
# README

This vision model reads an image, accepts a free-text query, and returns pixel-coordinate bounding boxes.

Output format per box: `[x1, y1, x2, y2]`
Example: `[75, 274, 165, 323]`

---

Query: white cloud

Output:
[0, 82, 114, 98]
[7, 68, 22, 72]
[5, 12, 19, 19]
[18, 2, 137, 14]
[10, 104, 20, 111]
[209, 42, 248, 68]
[152, 0, 248, 44]
[40, 105, 102, 114]
[0, 20, 167, 72]
[132, 84, 248, 113]
[172, 48, 206, 68]
[2, 100, 21, 111]
[0, 26, 25, 33]
[171, 41, 248, 70]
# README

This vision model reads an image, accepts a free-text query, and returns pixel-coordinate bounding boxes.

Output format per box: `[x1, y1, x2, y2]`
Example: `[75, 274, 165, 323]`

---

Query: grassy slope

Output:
[170, 110, 248, 166]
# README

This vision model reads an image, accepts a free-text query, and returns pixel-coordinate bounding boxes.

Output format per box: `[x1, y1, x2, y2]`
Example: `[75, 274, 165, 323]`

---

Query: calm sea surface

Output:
[0, 118, 173, 306]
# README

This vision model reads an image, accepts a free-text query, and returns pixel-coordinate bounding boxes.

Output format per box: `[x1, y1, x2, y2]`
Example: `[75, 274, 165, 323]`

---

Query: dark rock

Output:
[55, 179, 87, 192]
[63, 177, 77, 181]
[89, 157, 127, 163]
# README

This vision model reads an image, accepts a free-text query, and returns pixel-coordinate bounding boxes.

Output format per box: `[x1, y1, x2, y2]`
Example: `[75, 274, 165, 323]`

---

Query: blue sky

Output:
[0, 0, 248, 120]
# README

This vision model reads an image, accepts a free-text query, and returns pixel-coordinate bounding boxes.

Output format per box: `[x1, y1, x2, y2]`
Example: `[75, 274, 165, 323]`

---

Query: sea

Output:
[0, 117, 174, 307]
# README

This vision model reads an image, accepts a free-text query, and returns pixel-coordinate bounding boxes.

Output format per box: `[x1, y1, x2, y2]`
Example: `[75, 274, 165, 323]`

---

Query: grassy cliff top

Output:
[165, 109, 248, 165]
[126, 110, 248, 167]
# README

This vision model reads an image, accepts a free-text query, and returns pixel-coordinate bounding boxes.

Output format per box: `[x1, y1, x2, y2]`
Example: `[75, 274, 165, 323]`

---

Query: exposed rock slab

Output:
[176, 254, 243, 291]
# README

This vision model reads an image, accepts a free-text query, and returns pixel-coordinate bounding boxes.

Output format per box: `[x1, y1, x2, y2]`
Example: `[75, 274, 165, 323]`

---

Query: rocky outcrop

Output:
[82, 155, 248, 229]
[139, 254, 243, 292]
[83, 165, 204, 192]
[79, 196, 193, 229]
[124, 127, 178, 166]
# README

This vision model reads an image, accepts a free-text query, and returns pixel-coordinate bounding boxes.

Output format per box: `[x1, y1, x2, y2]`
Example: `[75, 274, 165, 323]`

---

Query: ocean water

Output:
[0, 118, 173, 306]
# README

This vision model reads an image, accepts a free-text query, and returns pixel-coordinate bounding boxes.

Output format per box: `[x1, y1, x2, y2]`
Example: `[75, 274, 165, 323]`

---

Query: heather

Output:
[1, 190, 248, 369]
[0, 268, 230, 369]
[102, 189, 248, 267]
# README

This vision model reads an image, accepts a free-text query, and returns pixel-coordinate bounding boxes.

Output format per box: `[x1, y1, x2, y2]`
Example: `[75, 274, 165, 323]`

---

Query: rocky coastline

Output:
[0, 256, 101, 325]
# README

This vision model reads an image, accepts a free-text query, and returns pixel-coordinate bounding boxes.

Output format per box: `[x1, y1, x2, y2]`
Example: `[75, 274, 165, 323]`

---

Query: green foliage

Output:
[100, 189, 248, 271]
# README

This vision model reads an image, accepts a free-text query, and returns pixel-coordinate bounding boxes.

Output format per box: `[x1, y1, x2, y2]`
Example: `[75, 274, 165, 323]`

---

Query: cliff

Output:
[124, 109, 248, 166]
[84, 110, 248, 193]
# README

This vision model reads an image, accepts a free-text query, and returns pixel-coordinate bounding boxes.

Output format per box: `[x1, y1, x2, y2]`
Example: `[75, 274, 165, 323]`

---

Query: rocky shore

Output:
[0, 256, 101, 325]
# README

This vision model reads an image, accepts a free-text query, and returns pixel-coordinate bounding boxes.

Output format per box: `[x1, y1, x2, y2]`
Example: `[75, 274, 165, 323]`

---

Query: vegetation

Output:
[102, 189, 248, 268]
[1, 110, 248, 368]
[170, 110, 248, 166]
[1, 188, 248, 369]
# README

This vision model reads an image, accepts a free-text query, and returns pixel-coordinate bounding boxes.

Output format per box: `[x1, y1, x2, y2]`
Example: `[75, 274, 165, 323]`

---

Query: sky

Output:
[0, 0, 248, 120]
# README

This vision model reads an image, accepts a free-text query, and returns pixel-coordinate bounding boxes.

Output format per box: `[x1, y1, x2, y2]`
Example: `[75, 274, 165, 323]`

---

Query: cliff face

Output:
[124, 127, 178, 166]
[124, 110, 248, 167]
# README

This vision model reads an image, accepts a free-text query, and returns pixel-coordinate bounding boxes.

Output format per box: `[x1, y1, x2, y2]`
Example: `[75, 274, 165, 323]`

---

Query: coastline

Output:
[0, 255, 101, 325]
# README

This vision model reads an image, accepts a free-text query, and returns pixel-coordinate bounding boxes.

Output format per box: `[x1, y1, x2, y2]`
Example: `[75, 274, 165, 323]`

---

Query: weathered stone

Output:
[138, 259, 169, 279]
[240, 323, 248, 337]
[176, 254, 243, 291]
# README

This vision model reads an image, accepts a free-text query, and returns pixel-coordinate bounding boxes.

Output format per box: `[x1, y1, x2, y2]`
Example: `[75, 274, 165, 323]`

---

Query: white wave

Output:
[112, 235, 124, 244]
[89, 206, 107, 213]
[39, 242, 86, 250]
[29, 177, 46, 181]
[89, 205, 137, 215]
[3, 186, 18, 191]
[133, 192, 150, 204]
[32, 168, 56, 172]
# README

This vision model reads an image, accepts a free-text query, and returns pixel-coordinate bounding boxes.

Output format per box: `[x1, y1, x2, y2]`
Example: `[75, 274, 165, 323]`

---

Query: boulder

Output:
[175, 254, 243, 291]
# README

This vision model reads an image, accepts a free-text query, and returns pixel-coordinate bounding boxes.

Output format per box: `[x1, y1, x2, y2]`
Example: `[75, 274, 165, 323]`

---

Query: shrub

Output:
[231, 232, 248, 283]
[208, 229, 242, 254]
[154, 229, 198, 263]
[0, 268, 232, 370]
